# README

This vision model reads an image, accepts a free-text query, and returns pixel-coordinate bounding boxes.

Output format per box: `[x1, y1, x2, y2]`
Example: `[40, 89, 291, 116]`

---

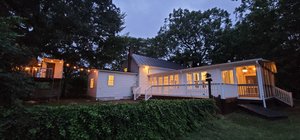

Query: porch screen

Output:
[222, 70, 234, 84]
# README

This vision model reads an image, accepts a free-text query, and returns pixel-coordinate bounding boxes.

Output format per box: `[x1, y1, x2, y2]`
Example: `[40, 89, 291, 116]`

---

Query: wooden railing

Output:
[274, 87, 293, 107]
[237, 84, 259, 98]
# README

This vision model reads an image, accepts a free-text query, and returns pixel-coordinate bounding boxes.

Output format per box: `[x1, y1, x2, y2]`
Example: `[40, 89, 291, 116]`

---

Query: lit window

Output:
[169, 75, 174, 85]
[201, 71, 207, 81]
[186, 73, 192, 84]
[193, 73, 200, 88]
[174, 75, 179, 85]
[152, 77, 157, 85]
[90, 78, 94, 89]
[222, 70, 234, 84]
[107, 75, 114, 86]
[164, 76, 169, 85]
[158, 77, 163, 85]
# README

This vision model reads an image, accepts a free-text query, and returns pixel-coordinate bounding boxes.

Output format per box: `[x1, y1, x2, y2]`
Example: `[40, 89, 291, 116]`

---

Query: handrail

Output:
[274, 86, 293, 107]
[144, 86, 153, 101]
[133, 87, 141, 100]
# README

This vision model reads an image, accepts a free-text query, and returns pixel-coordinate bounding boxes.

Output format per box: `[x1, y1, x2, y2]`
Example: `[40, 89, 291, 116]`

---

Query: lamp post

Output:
[205, 73, 213, 98]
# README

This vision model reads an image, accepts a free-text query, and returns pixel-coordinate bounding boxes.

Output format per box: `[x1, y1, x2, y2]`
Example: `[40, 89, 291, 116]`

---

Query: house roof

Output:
[132, 54, 185, 70]
[149, 58, 275, 76]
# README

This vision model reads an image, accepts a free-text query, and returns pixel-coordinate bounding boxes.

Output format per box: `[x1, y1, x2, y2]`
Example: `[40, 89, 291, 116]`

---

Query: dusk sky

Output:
[113, 0, 241, 38]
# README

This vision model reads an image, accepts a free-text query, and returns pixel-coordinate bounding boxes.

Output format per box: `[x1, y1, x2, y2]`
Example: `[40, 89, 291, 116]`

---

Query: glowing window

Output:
[90, 78, 94, 89]
[186, 73, 192, 84]
[174, 75, 179, 85]
[107, 75, 114, 86]
[152, 77, 157, 85]
[164, 76, 169, 85]
[222, 70, 234, 84]
[158, 77, 163, 85]
[169, 75, 174, 85]
[201, 71, 207, 81]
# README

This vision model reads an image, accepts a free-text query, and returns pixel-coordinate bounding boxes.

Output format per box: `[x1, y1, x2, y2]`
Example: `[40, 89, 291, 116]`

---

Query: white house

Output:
[87, 54, 293, 108]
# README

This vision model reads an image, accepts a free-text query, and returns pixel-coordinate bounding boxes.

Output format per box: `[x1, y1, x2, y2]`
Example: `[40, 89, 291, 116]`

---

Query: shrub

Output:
[0, 99, 217, 140]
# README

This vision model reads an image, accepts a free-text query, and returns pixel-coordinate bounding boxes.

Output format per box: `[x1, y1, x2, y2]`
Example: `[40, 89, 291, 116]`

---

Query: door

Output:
[46, 63, 55, 78]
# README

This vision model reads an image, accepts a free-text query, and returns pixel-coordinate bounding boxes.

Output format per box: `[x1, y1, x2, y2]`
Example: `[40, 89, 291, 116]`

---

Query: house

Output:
[87, 54, 293, 108]
[24, 58, 64, 99]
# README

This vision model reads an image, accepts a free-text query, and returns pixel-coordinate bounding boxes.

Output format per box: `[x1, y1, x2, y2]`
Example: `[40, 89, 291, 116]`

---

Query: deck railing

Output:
[274, 87, 293, 107]
[237, 84, 259, 98]
[27, 68, 54, 78]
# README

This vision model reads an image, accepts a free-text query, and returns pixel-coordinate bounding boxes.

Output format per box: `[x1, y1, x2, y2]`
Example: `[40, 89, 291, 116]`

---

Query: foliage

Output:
[0, 99, 217, 140]
[65, 76, 88, 98]
[0, 17, 34, 107]
[229, 0, 300, 97]
[0, 0, 125, 70]
[157, 8, 232, 67]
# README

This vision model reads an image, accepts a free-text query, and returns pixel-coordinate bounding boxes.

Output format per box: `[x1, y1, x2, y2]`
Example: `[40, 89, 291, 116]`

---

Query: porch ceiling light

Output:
[242, 67, 248, 73]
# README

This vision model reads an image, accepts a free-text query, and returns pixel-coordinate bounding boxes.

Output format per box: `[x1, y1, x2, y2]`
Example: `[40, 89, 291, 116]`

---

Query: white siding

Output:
[96, 71, 137, 100]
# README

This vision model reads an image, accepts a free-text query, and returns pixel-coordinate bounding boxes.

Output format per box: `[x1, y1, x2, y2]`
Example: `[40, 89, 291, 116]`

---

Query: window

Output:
[164, 76, 169, 85]
[152, 77, 157, 85]
[201, 71, 207, 81]
[90, 78, 95, 89]
[158, 77, 163, 85]
[169, 75, 174, 85]
[222, 70, 234, 84]
[107, 75, 114, 86]
[174, 75, 179, 85]
[193, 73, 200, 88]
[186, 73, 192, 84]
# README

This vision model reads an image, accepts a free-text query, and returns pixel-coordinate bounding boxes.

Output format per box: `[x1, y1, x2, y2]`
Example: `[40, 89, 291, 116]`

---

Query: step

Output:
[238, 104, 288, 119]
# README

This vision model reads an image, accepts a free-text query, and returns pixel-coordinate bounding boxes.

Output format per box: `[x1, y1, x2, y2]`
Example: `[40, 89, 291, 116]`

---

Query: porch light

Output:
[242, 67, 248, 73]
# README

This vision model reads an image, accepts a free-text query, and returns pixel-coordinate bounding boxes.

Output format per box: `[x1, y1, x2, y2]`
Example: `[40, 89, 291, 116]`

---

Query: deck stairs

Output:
[238, 104, 288, 119]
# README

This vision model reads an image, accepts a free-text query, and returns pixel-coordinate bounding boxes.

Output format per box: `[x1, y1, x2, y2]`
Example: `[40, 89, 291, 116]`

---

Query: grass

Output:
[180, 101, 300, 140]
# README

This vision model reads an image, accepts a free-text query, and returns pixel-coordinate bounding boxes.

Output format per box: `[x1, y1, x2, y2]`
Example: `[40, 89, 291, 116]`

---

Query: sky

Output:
[113, 0, 241, 38]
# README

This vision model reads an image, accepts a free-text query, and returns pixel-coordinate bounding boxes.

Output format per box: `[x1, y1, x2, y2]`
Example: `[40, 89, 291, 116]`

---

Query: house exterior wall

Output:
[41, 59, 64, 79]
[138, 65, 174, 93]
[96, 71, 137, 100]
[87, 70, 98, 98]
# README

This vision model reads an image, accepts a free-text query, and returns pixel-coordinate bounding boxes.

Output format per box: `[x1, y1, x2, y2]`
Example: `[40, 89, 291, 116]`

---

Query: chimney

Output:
[127, 47, 133, 72]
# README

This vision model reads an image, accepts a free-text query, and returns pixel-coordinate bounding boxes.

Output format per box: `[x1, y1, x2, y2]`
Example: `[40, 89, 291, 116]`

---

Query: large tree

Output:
[0, 0, 124, 69]
[157, 8, 232, 67]
[0, 17, 34, 106]
[232, 0, 300, 97]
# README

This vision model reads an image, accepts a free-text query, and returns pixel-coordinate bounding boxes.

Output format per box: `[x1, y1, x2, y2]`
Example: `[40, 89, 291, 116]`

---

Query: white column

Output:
[256, 64, 266, 108]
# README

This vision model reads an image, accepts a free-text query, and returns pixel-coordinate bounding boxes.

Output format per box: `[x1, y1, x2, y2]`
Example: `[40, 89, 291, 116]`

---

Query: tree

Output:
[232, 0, 300, 97]
[157, 8, 232, 67]
[0, 0, 125, 69]
[0, 17, 34, 106]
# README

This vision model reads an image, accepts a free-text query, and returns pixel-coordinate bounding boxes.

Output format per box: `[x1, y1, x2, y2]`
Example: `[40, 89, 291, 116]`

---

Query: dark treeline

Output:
[1, 0, 299, 105]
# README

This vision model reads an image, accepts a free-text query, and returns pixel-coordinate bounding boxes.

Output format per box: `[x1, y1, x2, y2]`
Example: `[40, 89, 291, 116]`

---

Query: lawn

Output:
[180, 100, 300, 140]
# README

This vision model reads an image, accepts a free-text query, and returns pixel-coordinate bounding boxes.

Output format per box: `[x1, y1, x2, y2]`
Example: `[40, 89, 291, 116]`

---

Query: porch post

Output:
[233, 67, 238, 98]
[256, 64, 267, 108]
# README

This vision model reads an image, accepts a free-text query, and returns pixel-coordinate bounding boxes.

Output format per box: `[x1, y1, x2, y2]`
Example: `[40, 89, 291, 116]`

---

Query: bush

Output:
[0, 99, 217, 140]
[65, 76, 88, 98]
